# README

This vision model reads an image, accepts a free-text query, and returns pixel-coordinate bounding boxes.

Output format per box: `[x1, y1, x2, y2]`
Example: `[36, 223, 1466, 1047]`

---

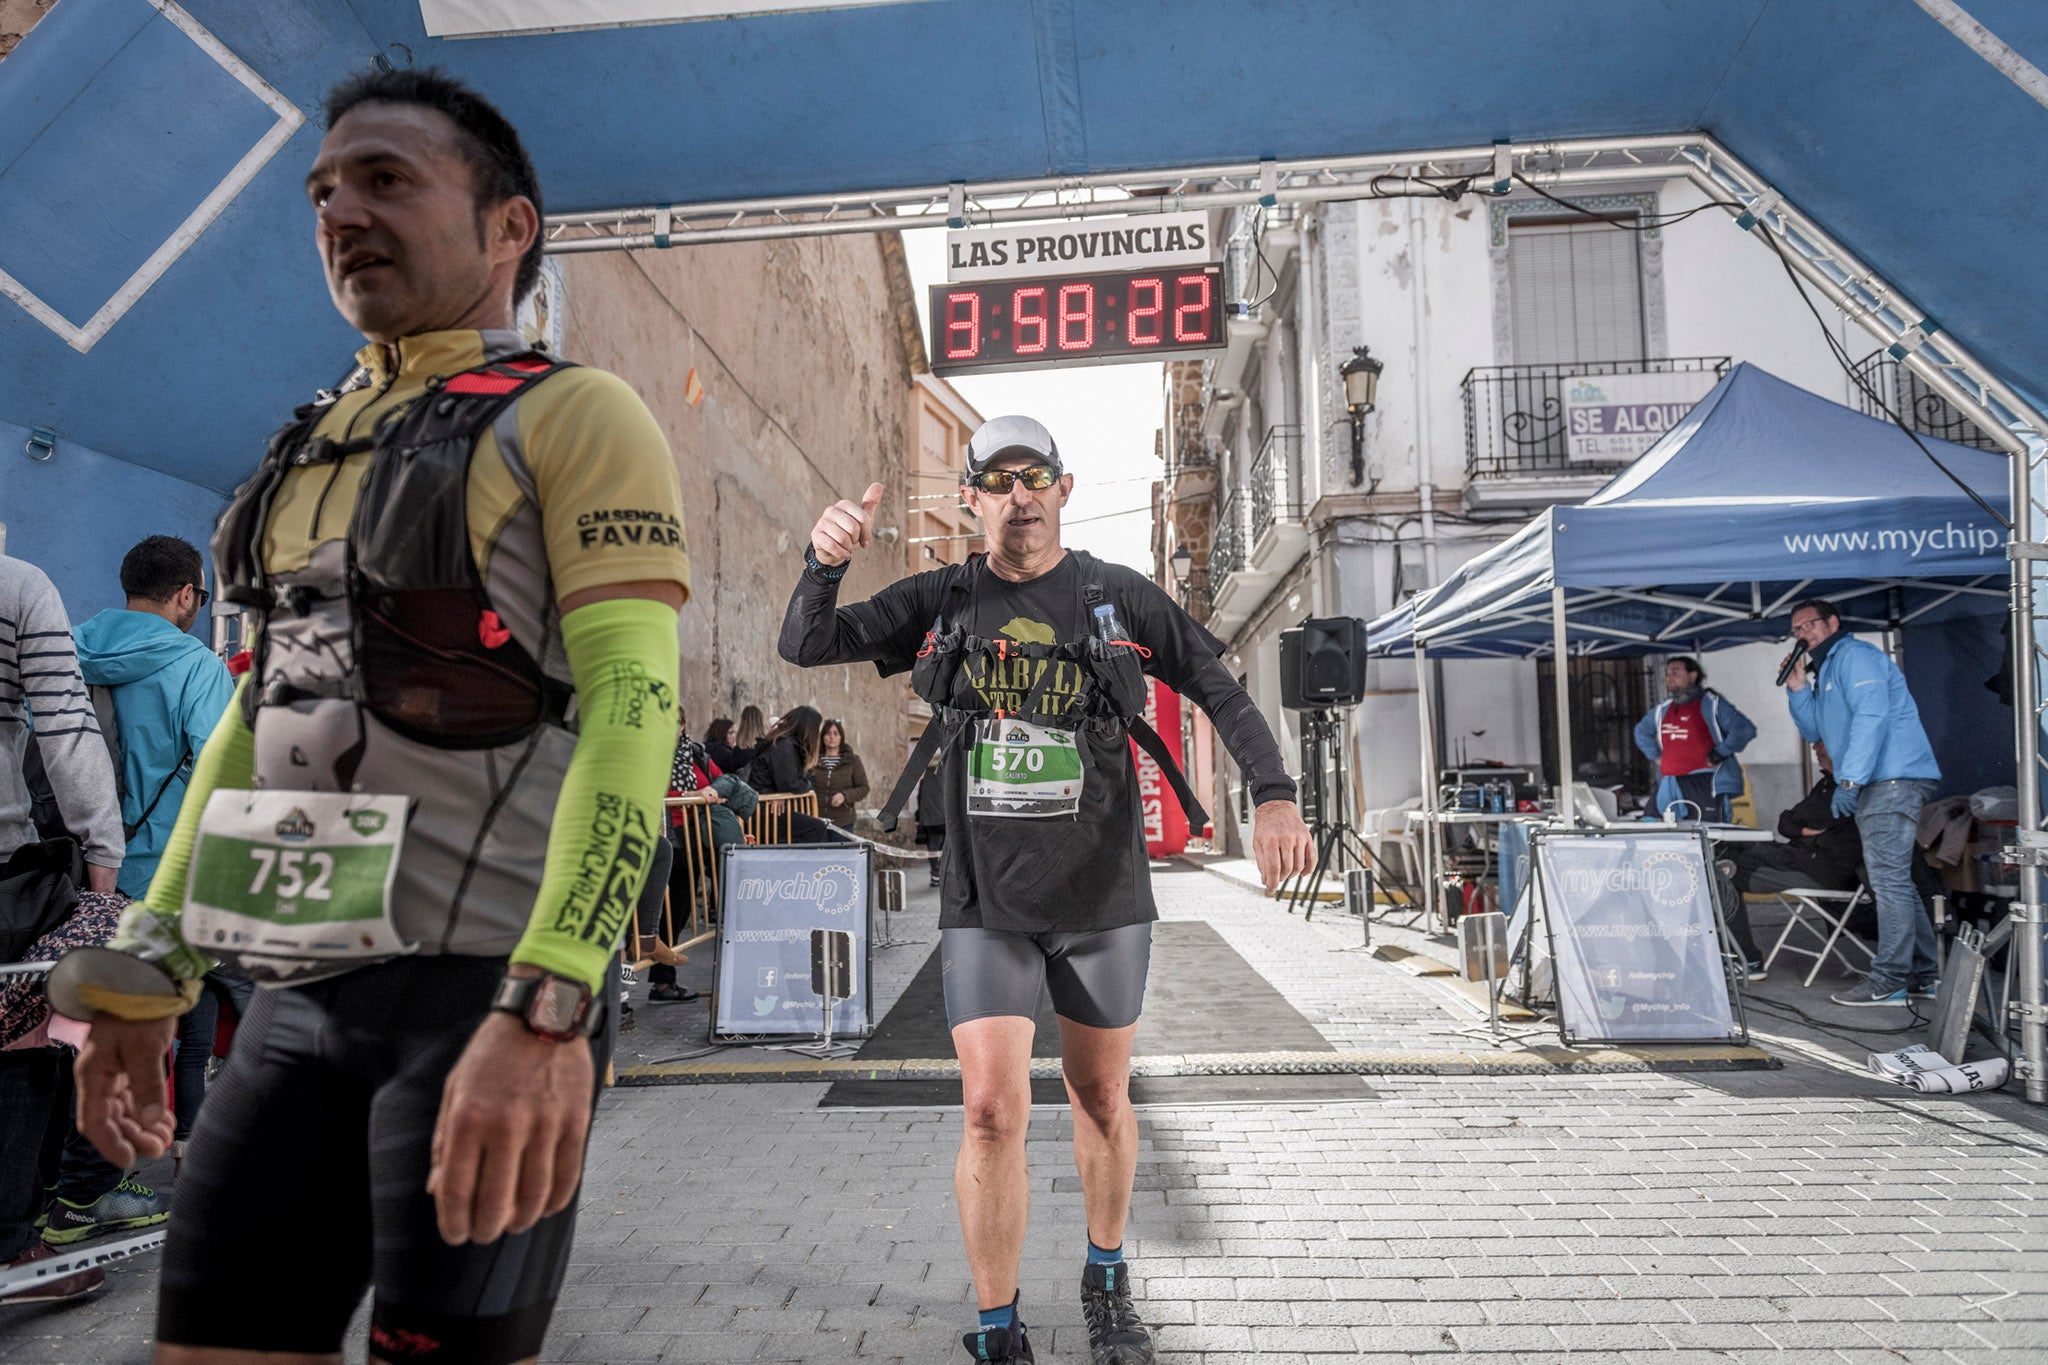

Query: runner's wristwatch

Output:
[491, 972, 602, 1041]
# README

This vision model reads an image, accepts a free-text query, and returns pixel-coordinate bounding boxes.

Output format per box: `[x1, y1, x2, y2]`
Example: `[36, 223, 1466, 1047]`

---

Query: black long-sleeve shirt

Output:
[780, 551, 1295, 932]
[1776, 774, 1863, 883]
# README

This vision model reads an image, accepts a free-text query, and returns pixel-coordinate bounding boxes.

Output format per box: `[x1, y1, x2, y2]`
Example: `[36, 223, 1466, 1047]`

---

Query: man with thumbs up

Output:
[781, 415, 1310, 1365]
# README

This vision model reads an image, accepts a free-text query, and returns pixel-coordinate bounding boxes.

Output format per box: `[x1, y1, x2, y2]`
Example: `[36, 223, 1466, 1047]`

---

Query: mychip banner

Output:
[714, 845, 871, 1039]
[1531, 829, 1741, 1044]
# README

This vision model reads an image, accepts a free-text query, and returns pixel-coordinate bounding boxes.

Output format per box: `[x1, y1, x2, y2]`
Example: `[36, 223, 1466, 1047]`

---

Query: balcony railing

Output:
[1210, 494, 1247, 583]
[1176, 569, 1212, 621]
[1174, 430, 1215, 470]
[1463, 357, 1731, 479]
[1249, 425, 1302, 542]
[1849, 350, 2001, 451]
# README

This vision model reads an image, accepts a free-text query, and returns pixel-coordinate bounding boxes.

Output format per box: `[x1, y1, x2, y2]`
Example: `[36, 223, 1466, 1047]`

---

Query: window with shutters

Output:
[1507, 217, 1647, 365]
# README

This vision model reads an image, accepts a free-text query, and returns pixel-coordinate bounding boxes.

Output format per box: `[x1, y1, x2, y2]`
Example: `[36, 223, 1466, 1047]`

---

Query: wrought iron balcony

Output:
[1849, 350, 2001, 451]
[1462, 357, 1730, 479]
[1249, 425, 1302, 542]
[1210, 494, 1247, 583]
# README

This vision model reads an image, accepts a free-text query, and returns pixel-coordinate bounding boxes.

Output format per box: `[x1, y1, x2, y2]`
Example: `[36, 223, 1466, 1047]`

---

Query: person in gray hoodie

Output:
[72, 536, 235, 900]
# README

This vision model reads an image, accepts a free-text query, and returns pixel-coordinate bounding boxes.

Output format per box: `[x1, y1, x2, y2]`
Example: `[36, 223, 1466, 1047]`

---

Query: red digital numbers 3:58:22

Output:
[930, 264, 1224, 375]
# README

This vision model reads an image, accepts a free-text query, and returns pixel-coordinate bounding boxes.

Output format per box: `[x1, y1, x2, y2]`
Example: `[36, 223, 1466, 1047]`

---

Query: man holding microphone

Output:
[1782, 599, 1941, 1006]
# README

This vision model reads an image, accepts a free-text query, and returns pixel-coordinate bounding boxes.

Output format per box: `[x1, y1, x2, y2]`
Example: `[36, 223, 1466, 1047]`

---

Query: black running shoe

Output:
[961, 1300, 1034, 1363]
[1081, 1263, 1155, 1365]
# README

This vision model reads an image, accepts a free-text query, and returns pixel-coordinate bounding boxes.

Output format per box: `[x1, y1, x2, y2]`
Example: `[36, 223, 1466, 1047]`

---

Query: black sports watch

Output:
[490, 972, 601, 1042]
[804, 542, 849, 583]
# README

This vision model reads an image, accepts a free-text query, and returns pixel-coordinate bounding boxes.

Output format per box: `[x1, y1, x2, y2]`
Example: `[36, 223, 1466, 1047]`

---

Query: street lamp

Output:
[1340, 345, 1384, 486]
[1169, 543, 1192, 579]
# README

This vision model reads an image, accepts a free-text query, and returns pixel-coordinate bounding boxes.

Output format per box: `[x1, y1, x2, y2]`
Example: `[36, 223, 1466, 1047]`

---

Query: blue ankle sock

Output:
[1087, 1240, 1124, 1267]
[977, 1302, 1014, 1332]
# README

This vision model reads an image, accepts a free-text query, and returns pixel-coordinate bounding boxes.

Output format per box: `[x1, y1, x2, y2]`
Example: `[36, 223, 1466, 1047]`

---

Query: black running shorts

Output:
[940, 923, 1152, 1030]
[156, 954, 608, 1364]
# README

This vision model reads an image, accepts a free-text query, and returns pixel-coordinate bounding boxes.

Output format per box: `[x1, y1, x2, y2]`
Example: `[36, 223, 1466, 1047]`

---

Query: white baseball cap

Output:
[963, 415, 1061, 479]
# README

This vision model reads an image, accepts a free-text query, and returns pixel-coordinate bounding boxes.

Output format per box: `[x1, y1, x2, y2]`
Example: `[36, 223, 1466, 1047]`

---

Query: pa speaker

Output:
[1280, 617, 1368, 710]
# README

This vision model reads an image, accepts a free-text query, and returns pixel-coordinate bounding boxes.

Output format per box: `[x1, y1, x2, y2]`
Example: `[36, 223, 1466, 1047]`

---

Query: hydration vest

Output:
[875, 551, 1210, 834]
[209, 347, 582, 957]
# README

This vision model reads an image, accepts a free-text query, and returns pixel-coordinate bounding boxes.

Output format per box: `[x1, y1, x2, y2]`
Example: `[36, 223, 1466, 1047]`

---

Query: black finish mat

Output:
[818, 921, 1374, 1107]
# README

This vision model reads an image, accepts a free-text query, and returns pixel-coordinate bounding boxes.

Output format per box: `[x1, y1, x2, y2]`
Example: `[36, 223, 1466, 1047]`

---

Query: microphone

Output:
[1775, 639, 1808, 686]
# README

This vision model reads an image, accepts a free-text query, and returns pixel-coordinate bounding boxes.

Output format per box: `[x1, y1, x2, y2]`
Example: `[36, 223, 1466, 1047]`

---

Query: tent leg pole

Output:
[1552, 587, 1577, 829]
[1414, 646, 1439, 930]
[2010, 455, 2047, 1104]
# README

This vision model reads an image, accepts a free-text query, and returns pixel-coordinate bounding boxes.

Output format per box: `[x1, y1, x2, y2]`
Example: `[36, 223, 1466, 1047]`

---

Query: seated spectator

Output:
[814, 718, 869, 830]
[748, 706, 821, 796]
[747, 707, 852, 845]
[732, 704, 770, 755]
[705, 715, 764, 777]
[648, 704, 739, 1004]
[1723, 742, 1862, 977]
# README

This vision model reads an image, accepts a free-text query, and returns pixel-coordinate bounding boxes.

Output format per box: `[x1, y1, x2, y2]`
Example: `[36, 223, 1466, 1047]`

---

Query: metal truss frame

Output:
[546, 133, 2048, 1100]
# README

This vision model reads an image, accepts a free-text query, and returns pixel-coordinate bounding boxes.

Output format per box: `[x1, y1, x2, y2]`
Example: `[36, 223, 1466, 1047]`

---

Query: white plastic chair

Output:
[1764, 883, 1874, 987]
[1364, 796, 1424, 893]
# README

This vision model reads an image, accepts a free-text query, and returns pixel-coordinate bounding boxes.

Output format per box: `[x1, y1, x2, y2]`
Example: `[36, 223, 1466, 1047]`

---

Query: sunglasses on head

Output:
[964, 465, 1059, 495]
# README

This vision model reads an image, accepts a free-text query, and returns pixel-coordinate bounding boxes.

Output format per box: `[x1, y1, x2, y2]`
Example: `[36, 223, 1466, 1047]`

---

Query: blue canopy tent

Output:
[1371, 364, 2012, 661]
[1366, 362, 2012, 932]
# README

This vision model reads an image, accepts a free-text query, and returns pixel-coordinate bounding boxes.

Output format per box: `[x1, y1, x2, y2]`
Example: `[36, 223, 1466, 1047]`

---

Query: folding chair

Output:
[1764, 883, 1874, 987]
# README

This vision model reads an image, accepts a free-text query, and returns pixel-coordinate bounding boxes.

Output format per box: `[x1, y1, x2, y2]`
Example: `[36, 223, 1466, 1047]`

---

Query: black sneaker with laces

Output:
[961, 1305, 1034, 1363]
[1080, 1262, 1155, 1365]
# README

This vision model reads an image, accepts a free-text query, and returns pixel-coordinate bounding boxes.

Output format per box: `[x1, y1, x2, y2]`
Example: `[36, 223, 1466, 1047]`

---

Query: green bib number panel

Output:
[184, 790, 414, 980]
[967, 718, 1083, 818]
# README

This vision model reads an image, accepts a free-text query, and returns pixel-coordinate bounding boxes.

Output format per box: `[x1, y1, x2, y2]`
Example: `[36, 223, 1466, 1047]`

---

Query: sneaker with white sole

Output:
[41, 1175, 170, 1247]
[1830, 978, 1908, 1008]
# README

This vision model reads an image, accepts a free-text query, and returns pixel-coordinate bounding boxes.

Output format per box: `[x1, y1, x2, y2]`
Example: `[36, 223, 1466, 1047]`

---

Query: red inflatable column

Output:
[1133, 678, 1191, 858]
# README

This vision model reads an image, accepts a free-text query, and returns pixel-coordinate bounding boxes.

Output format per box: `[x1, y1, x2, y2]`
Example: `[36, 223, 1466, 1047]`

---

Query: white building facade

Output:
[1156, 178, 1991, 857]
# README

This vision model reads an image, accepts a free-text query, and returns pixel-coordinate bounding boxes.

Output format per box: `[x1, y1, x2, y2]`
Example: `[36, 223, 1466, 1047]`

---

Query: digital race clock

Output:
[929, 264, 1224, 376]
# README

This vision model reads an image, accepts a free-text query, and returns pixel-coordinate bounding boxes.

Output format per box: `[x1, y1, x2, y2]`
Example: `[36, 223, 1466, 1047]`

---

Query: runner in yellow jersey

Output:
[50, 70, 689, 1365]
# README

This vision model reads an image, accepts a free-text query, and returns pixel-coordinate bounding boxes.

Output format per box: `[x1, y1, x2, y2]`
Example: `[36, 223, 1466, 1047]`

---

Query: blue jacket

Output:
[73, 610, 236, 898]
[1785, 633, 1939, 788]
[1633, 689, 1757, 797]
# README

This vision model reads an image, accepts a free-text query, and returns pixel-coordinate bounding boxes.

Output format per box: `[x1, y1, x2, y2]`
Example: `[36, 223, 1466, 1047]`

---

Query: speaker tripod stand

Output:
[1279, 708, 1379, 923]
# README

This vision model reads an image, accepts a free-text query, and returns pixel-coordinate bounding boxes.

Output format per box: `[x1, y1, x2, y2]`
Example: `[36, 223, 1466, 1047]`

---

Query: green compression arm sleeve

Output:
[513, 596, 682, 992]
[103, 678, 255, 995]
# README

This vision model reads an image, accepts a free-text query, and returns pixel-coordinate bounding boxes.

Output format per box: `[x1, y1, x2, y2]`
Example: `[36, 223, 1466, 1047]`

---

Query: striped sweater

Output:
[1, 555, 121, 870]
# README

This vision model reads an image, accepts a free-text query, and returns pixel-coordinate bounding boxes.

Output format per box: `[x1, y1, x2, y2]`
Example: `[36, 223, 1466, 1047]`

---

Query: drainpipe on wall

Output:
[1406, 197, 1439, 585]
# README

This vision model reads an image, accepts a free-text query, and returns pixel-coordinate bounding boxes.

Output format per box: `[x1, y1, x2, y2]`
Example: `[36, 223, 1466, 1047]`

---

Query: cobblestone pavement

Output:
[4, 862, 2044, 1363]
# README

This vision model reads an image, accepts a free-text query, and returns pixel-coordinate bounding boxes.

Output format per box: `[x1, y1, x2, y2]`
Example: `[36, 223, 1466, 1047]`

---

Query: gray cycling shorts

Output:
[940, 923, 1152, 1030]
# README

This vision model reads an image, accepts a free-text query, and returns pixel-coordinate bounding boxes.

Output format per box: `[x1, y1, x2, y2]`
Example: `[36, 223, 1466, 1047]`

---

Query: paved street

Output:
[3, 860, 2044, 1362]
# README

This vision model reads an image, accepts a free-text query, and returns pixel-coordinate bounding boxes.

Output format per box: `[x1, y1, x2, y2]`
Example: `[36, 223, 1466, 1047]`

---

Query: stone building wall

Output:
[559, 232, 920, 776]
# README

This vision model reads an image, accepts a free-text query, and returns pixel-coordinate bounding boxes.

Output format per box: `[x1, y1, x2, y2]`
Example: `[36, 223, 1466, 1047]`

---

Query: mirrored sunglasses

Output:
[965, 465, 1059, 495]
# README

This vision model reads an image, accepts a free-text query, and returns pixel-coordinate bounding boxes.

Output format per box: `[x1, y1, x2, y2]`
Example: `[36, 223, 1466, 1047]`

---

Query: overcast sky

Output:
[901, 227, 1164, 572]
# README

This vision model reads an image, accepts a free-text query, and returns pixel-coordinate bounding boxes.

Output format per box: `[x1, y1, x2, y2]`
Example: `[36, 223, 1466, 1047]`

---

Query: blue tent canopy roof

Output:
[1, 0, 2045, 494]
[1367, 364, 2012, 659]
